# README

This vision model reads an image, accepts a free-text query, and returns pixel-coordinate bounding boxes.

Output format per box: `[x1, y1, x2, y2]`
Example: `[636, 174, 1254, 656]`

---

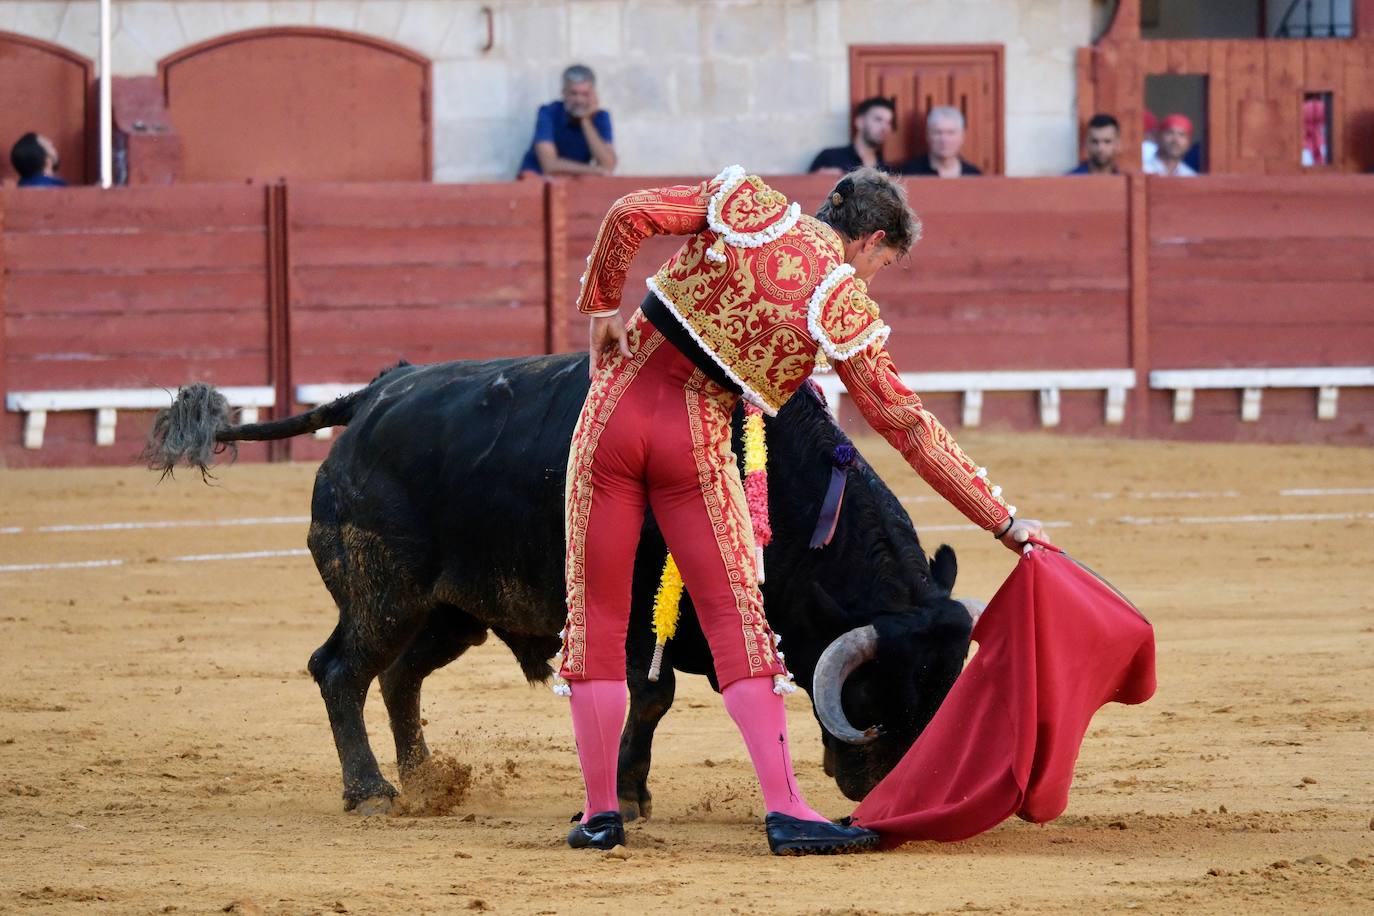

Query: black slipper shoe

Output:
[567, 811, 626, 850]
[764, 812, 880, 856]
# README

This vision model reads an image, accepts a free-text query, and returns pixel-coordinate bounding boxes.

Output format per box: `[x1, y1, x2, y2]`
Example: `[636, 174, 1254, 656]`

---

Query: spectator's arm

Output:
[578, 179, 714, 315]
[535, 141, 606, 175]
[823, 279, 1013, 532]
[583, 111, 617, 173]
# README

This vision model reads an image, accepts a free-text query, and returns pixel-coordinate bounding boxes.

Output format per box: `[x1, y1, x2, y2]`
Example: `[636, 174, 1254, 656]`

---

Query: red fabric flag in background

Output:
[851, 545, 1156, 847]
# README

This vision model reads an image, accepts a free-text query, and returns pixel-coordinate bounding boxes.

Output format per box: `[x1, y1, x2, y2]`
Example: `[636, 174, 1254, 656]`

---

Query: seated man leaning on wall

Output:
[1067, 113, 1121, 175]
[809, 96, 897, 174]
[901, 107, 982, 178]
[10, 132, 67, 187]
[518, 64, 617, 178]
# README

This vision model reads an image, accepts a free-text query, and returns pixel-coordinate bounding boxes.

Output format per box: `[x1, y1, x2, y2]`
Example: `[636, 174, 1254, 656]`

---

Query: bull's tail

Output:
[142, 382, 365, 479]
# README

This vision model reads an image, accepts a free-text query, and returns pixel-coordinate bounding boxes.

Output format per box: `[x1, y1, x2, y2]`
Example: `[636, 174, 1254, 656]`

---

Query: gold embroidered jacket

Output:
[577, 165, 1013, 532]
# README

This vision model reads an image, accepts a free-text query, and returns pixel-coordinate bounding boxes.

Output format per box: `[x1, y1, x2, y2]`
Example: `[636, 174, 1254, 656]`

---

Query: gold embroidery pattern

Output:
[757, 238, 819, 302]
[650, 216, 847, 414]
[577, 182, 715, 314]
[818, 278, 887, 357]
[714, 175, 791, 232]
[683, 369, 780, 679]
[561, 322, 665, 678]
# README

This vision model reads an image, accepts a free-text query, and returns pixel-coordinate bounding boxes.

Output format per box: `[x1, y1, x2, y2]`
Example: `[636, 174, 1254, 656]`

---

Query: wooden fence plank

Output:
[1263, 42, 1305, 173]
[1207, 41, 1232, 171]
[2, 185, 265, 232]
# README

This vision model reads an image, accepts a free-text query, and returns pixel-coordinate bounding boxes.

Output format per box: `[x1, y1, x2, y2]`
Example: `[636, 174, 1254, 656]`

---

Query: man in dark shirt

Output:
[10, 132, 67, 187]
[1067, 113, 1121, 175]
[808, 96, 896, 174]
[518, 64, 616, 178]
[901, 107, 982, 177]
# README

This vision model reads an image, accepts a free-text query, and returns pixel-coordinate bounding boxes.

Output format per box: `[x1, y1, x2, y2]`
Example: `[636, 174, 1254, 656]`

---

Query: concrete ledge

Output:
[295, 383, 367, 439]
[1148, 367, 1374, 423]
[6, 386, 276, 449]
[810, 369, 1137, 428]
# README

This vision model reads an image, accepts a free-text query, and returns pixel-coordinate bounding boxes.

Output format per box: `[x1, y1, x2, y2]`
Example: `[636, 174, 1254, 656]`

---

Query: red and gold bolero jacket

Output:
[578, 165, 1013, 532]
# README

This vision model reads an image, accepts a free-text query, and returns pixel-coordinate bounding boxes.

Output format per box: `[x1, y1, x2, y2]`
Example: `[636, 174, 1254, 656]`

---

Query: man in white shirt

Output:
[1143, 114, 1198, 176]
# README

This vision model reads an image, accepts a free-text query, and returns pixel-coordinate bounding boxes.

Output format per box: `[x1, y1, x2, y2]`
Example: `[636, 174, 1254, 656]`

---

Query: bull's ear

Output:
[930, 544, 957, 592]
[811, 581, 857, 630]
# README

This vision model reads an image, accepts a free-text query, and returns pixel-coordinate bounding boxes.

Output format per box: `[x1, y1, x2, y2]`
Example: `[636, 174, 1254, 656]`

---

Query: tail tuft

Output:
[141, 383, 236, 480]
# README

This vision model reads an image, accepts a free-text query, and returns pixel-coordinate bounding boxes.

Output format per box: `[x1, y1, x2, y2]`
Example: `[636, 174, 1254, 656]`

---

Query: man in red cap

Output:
[1144, 114, 1197, 176]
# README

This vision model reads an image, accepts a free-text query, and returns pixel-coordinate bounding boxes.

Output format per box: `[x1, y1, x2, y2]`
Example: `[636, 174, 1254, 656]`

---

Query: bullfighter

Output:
[560, 165, 1047, 855]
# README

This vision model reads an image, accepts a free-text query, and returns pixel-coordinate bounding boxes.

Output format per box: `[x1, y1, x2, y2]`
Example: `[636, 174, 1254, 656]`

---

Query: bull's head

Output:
[806, 544, 974, 800]
[751, 385, 979, 801]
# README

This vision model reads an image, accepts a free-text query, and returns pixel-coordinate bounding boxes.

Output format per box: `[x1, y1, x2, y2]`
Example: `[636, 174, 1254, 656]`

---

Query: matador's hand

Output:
[588, 313, 632, 378]
[998, 517, 1048, 554]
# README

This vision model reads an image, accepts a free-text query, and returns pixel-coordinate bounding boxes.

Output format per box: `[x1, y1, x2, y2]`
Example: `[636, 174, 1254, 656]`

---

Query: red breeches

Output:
[560, 312, 785, 689]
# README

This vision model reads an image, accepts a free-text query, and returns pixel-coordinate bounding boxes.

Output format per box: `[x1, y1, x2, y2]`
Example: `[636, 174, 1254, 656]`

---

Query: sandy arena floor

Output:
[1, 432, 1372, 915]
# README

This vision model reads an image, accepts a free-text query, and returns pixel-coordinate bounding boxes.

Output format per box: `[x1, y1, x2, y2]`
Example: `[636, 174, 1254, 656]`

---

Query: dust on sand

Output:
[1, 433, 1372, 914]
[395, 753, 474, 817]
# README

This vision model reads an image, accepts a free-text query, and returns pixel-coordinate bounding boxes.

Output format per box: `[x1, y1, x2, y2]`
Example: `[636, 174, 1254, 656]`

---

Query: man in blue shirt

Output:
[10, 132, 68, 187]
[518, 65, 616, 178]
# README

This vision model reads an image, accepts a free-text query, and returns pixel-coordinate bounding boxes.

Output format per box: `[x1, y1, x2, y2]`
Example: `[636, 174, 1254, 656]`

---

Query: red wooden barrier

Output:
[2, 175, 1371, 467]
[285, 181, 549, 461]
[1, 185, 272, 466]
[1145, 174, 1374, 444]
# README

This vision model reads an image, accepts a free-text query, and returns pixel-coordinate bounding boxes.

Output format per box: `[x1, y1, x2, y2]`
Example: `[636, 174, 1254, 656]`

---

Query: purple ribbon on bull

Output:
[809, 443, 856, 549]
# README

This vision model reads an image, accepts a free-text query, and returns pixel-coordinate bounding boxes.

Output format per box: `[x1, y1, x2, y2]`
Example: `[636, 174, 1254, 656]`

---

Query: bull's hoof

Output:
[352, 794, 395, 817]
[342, 778, 399, 815]
[618, 792, 651, 822]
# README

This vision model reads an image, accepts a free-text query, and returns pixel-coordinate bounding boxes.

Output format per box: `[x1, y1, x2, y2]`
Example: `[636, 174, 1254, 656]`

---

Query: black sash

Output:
[640, 291, 742, 395]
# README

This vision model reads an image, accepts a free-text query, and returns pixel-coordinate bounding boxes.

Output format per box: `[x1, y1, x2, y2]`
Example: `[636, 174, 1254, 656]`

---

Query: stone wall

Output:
[2, 0, 1096, 179]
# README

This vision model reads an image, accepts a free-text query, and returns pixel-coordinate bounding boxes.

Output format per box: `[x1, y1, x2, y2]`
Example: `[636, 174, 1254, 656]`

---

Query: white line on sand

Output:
[4, 507, 1372, 574]
[171, 549, 311, 563]
[0, 558, 129, 573]
[902, 485, 1371, 507]
[7, 487, 1371, 539]
[919, 520, 1076, 533]
[0, 516, 310, 536]
[1118, 512, 1374, 526]
[0, 548, 310, 574]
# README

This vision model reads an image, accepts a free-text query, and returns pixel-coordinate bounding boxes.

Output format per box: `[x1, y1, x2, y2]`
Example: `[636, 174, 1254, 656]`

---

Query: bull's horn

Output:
[811, 624, 880, 745]
[957, 597, 987, 624]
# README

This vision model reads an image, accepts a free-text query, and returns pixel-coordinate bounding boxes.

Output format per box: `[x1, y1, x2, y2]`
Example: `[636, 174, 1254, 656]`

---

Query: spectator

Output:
[518, 65, 616, 178]
[1142, 111, 1159, 167]
[1067, 114, 1121, 175]
[1143, 114, 1198, 176]
[809, 96, 897, 174]
[901, 107, 982, 177]
[10, 132, 67, 187]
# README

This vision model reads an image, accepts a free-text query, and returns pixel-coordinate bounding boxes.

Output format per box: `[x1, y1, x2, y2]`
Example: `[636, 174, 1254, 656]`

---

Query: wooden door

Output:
[0, 33, 92, 184]
[159, 27, 431, 183]
[850, 45, 1004, 173]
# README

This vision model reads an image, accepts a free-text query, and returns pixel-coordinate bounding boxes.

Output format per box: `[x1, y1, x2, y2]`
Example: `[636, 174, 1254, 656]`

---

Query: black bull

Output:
[147, 353, 974, 817]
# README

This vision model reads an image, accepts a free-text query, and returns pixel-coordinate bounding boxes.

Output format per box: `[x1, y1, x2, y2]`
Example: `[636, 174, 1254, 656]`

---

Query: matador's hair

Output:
[814, 168, 922, 255]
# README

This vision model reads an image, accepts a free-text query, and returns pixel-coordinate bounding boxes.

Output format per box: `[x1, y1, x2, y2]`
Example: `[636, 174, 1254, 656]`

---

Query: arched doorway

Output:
[159, 27, 431, 183]
[0, 32, 92, 184]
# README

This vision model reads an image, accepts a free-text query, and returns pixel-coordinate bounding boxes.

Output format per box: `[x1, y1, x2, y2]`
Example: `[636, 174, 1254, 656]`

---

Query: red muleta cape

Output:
[851, 545, 1157, 847]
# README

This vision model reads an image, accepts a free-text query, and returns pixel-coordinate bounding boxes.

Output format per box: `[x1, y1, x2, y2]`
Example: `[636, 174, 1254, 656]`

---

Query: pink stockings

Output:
[721, 677, 827, 822]
[569, 679, 627, 819]
[569, 676, 826, 823]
